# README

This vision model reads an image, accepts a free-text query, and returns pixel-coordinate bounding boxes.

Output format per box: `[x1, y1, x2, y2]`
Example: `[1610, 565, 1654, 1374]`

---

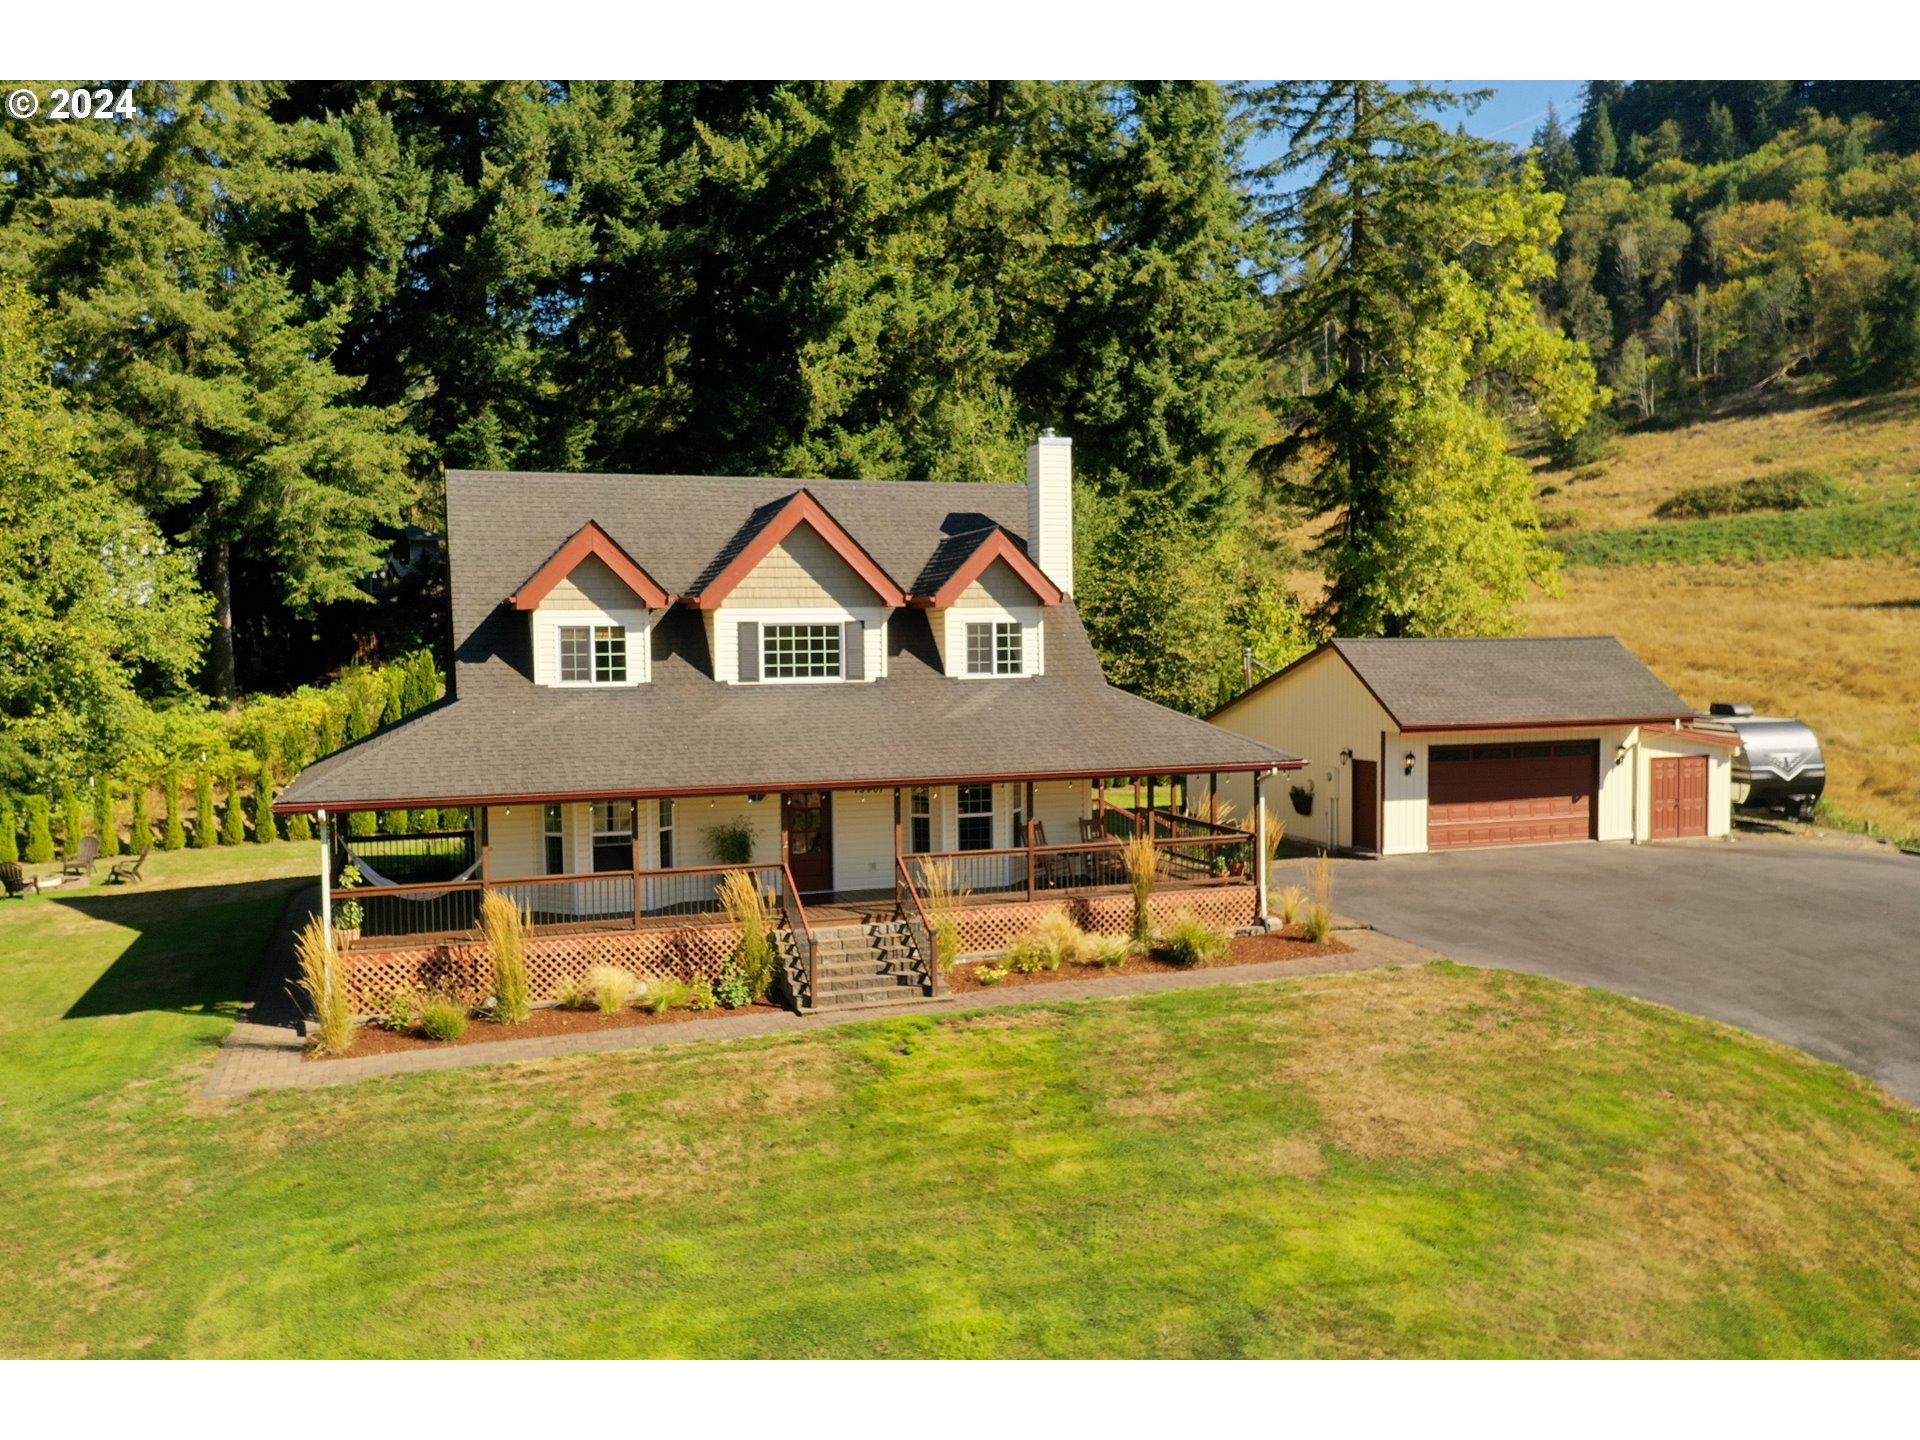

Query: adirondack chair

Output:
[107, 845, 151, 885]
[1, 862, 40, 898]
[61, 834, 100, 879]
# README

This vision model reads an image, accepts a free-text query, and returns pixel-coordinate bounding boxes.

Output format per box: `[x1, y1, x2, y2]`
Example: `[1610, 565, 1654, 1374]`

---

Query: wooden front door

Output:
[1351, 760, 1379, 852]
[782, 790, 834, 893]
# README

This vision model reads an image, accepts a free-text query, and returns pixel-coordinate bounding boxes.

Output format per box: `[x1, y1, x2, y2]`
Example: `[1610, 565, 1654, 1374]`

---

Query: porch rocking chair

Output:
[1028, 820, 1070, 889]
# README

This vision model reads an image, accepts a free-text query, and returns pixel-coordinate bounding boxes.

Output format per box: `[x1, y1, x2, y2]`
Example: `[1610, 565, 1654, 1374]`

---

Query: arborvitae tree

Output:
[345, 701, 369, 746]
[321, 709, 344, 757]
[194, 770, 217, 849]
[381, 667, 406, 726]
[281, 729, 312, 842]
[0, 797, 17, 863]
[161, 772, 186, 850]
[92, 778, 119, 858]
[1247, 82, 1601, 637]
[220, 770, 247, 845]
[405, 650, 438, 712]
[383, 804, 413, 835]
[253, 758, 277, 843]
[129, 782, 151, 853]
[59, 782, 85, 856]
[1532, 103, 1580, 195]
[341, 702, 377, 836]
[25, 795, 55, 863]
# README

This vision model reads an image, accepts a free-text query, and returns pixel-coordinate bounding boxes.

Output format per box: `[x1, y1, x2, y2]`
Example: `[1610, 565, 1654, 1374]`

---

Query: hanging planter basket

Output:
[1289, 785, 1315, 818]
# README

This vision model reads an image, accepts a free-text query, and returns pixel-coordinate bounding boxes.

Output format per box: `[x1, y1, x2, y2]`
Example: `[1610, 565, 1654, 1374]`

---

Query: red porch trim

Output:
[682, 490, 907, 610]
[508, 521, 673, 611]
[907, 528, 1063, 608]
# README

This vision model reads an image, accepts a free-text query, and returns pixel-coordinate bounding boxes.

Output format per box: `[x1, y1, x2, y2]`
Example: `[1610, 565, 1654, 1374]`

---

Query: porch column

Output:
[318, 810, 334, 953]
[1254, 772, 1271, 926]
[631, 821, 643, 929]
[893, 787, 903, 862]
[1025, 780, 1037, 901]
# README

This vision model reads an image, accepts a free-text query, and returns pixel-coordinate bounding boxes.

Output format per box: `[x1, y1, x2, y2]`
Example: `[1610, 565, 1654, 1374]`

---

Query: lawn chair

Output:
[107, 845, 151, 885]
[1, 862, 40, 898]
[61, 834, 100, 880]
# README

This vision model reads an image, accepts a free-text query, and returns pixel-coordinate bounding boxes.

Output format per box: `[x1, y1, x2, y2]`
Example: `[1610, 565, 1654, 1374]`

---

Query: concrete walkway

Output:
[203, 890, 1435, 1096]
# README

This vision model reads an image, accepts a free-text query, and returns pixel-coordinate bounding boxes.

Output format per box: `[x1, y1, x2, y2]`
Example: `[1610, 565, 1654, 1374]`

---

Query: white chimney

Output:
[1026, 430, 1073, 596]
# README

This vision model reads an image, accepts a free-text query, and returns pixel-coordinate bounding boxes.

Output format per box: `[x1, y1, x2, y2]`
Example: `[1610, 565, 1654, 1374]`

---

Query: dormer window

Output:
[966, 621, 1023, 676]
[559, 624, 628, 684]
[763, 623, 842, 681]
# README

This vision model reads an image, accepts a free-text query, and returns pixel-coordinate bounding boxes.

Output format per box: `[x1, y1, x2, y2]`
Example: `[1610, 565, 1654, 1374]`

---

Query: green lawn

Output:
[2, 848, 1917, 1358]
[1555, 497, 1920, 567]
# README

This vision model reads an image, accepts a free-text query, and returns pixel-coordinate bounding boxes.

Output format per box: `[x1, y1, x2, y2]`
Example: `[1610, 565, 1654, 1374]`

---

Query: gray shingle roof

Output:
[278, 470, 1298, 810]
[1330, 636, 1693, 728]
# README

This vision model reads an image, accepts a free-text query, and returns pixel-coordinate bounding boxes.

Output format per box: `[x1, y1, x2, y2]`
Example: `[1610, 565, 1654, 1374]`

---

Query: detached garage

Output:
[1207, 637, 1736, 855]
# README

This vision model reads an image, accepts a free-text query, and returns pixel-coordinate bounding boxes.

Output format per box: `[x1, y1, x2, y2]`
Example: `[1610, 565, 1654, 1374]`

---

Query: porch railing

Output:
[900, 829, 1253, 905]
[894, 855, 940, 996]
[343, 861, 800, 948]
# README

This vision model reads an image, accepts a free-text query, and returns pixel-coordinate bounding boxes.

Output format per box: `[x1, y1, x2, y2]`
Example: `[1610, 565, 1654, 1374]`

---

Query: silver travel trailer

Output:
[1696, 702, 1826, 820]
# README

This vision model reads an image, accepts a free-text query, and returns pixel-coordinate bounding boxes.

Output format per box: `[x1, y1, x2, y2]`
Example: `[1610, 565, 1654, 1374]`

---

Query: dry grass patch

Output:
[1530, 555, 1920, 836]
[1532, 385, 1920, 531]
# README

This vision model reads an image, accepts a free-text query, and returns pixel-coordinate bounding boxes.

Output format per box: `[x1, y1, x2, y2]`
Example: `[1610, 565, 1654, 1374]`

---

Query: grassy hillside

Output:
[1527, 383, 1920, 840]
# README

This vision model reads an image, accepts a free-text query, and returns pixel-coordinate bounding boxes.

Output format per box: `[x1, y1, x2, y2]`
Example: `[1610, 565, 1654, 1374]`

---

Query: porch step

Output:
[802, 920, 932, 1011]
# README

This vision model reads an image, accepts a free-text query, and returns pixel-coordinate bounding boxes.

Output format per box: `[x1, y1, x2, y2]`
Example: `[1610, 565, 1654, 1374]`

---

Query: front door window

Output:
[782, 791, 834, 893]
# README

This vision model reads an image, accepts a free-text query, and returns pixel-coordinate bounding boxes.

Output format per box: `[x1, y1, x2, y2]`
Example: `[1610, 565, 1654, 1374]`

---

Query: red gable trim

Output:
[683, 490, 907, 610]
[909, 528, 1064, 609]
[509, 522, 673, 611]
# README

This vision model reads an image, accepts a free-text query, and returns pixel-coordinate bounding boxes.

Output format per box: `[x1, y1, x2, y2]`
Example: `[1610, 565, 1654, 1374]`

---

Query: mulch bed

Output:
[942, 929, 1352, 994]
[312, 998, 787, 1061]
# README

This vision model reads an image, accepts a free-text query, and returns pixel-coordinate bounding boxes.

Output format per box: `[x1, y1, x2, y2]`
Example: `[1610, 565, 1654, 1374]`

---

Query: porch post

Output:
[318, 810, 334, 954]
[1209, 772, 1218, 822]
[893, 787, 903, 862]
[1025, 780, 1037, 901]
[631, 818, 643, 929]
[1254, 771, 1271, 926]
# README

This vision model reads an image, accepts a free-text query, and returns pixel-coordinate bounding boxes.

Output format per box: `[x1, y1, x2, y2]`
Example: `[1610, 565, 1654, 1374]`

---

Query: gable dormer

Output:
[685, 491, 906, 685]
[511, 522, 672, 688]
[909, 526, 1062, 680]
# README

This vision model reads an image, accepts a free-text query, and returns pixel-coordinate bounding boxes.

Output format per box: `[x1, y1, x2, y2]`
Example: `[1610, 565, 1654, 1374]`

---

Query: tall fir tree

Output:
[1531, 103, 1581, 195]
[1247, 82, 1601, 637]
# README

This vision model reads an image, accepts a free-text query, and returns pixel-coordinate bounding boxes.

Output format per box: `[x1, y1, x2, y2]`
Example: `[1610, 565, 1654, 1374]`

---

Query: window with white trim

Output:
[965, 621, 1023, 675]
[559, 624, 628, 683]
[957, 784, 994, 852]
[544, 803, 565, 875]
[763, 623, 841, 680]
[658, 799, 675, 868]
[591, 800, 634, 873]
[909, 787, 931, 854]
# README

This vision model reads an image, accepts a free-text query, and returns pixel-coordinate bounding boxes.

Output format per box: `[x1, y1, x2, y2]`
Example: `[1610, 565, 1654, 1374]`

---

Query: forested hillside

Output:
[3, 79, 1918, 843]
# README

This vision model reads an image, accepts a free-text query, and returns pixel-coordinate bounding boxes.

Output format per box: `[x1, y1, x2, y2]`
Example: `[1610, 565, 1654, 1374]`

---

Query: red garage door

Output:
[1428, 741, 1598, 850]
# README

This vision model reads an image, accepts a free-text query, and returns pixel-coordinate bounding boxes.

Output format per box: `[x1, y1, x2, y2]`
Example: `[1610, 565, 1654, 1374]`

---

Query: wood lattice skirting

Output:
[343, 924, 749, 1014]
[955, 886, 1257, 954]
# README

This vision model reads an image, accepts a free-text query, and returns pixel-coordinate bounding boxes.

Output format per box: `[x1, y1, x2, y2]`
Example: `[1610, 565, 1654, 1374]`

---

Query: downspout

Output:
[1254, 769, 1272, 927]
[318, 809, 333, 954]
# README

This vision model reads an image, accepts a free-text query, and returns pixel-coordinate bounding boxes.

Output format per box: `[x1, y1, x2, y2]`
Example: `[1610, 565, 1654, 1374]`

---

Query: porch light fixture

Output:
[1338, 748, 1353, 763]
[1403, 751, 1416, 776]
[1614, 742, 1630, 766]
[747, 793, 764, 803]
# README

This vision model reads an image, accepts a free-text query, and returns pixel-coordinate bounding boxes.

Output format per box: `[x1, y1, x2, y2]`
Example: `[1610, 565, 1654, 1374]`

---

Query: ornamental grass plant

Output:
[716, 868, 776, 1000]
[1304, 855, 1335, 944]
[1120, 831, 1158, 945]
[918, 857, 967, 975]
[479, 889, 532, 1023]
[294, 916, 353, 1055]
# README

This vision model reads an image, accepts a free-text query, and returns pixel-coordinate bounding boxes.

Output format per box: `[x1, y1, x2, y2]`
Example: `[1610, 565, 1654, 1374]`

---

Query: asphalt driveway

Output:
[1295, 840, 1920, 1103]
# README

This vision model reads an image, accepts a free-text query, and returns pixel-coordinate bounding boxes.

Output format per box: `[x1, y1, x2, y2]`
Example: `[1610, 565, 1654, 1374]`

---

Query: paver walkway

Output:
[204, 888, 1435, 1096]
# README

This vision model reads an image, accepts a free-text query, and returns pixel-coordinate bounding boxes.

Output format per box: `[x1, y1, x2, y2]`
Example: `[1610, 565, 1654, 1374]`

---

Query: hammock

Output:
[345, 849, 482, 902]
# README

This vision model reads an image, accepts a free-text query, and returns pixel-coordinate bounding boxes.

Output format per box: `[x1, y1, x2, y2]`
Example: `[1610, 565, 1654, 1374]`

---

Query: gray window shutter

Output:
[737, 621, 759, 682]
[844, 620, 865, 680]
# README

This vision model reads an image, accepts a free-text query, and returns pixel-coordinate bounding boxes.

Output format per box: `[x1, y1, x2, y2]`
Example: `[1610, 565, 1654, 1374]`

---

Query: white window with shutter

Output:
[716, 607, 886, 684]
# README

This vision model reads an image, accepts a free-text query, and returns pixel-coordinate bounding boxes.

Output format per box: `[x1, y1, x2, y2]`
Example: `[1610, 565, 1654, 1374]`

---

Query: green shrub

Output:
[1538, 509, 1585, 532]
[1537, 482, 1561, 498]
[374, 991, 419, 1033]
[0, 797, 17, 864]
[1161, 912, 1230, 968]
[479, 890, 532, 1023]
[705, 817, 754, 864]
[714, 959, 752, 1009]
[975, 963, 1010, 987]
[193, 771, 216, 849]
[128, 783, 149, 853]
[220, 774, 246, 846]
[641, 978, 693, 1014]
[687, 976, 717, 1010]
[24, 795, 54, 864]
[285, 810, 312, 843]
[92, 779, 119, 858]
[417, 992, 469, 1041]
[586, 965, 637, 1013]
[59, 782, 84, 856]
[1083, 934, 1135, 969]
[253, 760, 277, 843]
[1653, 468, 1851, 520]
[160, 774, 185, 850]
